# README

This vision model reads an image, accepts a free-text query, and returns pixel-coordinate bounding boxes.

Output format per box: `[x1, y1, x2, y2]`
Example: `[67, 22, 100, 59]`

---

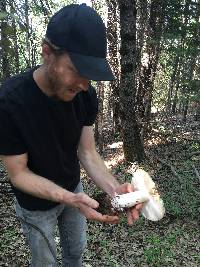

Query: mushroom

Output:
[111, 169, 165, 221]
[111, 191, 150, 210]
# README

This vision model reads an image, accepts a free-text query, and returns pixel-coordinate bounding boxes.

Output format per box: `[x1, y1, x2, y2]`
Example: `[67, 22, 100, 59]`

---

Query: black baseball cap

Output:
[46, 4, 115, 81]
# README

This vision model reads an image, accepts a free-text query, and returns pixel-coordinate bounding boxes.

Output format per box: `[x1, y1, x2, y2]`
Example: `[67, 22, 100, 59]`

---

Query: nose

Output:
[78, 78, 89, 91]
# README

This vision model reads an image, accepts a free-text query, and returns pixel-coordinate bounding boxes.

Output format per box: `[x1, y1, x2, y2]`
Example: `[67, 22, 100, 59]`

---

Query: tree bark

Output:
[135, 0, 148, 87]
[0, 1, 11, 81]
[117, 0, 145, 162]
[166, 55, 179, 113]
[94, 82, 104, 155]
[137, 0, 166, 133]
[24, 0, 31, 68]
[172, 73, 181, 114]
[182, 56, 196, 121]
[9, 0, 20, 74]
[181, 1, 199, 121]
[106, 0, 121, 134]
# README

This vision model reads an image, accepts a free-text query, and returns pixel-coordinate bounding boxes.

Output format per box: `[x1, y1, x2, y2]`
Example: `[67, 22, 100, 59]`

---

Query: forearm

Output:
[3, 153, 102, 221]
[10, 168, 75, 205]
[79, 150, 120, 197]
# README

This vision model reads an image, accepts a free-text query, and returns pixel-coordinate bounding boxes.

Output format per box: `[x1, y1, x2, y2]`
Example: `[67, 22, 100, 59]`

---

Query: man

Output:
[0, 4, 141, 267]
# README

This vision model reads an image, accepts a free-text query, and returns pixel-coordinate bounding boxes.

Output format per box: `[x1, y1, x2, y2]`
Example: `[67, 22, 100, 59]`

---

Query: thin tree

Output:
[117, 0, 145, 162]
[0, 0, 11, 81]
[137, 0, 166, 137]
[106, 0, 121, 134]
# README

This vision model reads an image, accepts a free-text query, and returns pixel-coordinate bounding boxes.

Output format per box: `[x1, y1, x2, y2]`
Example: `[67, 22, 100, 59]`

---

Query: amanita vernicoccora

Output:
[111, 169, 165, 221]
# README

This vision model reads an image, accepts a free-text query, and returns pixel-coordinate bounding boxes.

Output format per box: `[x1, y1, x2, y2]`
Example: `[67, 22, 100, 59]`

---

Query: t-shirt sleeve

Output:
[84, 85, 98, 126]
[0, 101, 27, 155]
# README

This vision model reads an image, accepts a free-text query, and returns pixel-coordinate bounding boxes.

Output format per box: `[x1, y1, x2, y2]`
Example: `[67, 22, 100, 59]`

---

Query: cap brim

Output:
[68, 52, 115, 81]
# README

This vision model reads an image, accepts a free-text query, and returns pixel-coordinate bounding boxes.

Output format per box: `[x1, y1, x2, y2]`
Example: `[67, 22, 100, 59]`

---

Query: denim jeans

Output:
[15, 182, 87, 267]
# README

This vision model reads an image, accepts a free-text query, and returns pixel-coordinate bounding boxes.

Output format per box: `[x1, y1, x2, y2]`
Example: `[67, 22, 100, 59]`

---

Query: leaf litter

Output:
[0, 114, 199, 266]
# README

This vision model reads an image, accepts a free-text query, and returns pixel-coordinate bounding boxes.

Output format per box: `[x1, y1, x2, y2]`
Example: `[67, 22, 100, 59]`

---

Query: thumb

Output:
[120, 182, 134, 193]
[77, 193, 99, 209]
[127, 183, 134, 193]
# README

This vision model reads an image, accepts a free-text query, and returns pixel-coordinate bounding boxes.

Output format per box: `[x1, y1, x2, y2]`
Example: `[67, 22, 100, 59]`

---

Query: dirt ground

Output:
[0, 114, 200, 266]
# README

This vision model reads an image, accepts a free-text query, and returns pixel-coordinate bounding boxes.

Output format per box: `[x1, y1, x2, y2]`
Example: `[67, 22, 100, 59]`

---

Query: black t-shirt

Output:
[0, 68, 98, 210]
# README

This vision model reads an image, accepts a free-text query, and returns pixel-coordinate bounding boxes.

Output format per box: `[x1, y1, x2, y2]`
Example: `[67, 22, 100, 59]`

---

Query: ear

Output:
[42, 44, 52, 61]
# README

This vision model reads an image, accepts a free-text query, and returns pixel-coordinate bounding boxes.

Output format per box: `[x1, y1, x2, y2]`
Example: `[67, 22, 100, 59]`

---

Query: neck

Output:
[33, 65, 53, 97]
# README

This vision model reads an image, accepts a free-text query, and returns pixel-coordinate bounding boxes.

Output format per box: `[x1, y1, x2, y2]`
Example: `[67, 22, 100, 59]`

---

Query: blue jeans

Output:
[15, 182, 87, 267]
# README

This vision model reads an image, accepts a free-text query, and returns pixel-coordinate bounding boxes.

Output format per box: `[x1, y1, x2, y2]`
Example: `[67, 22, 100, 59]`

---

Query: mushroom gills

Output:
[141, 197, 165, 221]
[131, 169, 165, 221]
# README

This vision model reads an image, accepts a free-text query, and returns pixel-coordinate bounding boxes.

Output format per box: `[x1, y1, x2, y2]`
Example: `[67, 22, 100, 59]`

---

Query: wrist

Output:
[106, 181, 121, 198]
[59, 189, 76, 206]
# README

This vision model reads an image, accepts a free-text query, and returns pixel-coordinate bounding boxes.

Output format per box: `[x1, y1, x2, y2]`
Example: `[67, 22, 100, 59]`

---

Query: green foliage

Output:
[0, 0, 77, 81]
[196, 253, 200, 263]
[191, 142, 200, 150]
[0, 227, 19, 254]
[162, 169, 200, 219]
[153, 0, 200, 112]
[189, 80, 200, 94]
[0, 12, 8, 20]
[144, 229, 185, 266]
[0, 11, 18, 20]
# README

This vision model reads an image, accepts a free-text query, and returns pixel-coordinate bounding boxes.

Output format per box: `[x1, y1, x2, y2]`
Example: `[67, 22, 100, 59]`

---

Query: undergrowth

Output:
[0, 115, 200, 266]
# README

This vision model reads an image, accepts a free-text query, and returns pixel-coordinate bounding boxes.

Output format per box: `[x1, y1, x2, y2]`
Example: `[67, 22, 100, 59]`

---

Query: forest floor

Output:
[0, 113, 200, 267]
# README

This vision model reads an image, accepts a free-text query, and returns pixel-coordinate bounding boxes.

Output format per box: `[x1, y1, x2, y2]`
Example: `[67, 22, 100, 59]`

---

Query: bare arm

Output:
[78, 126, 142, 225]
[2, 153, 118, 223]
[2, 153, 98, 210]
[78, 126, 120, 197]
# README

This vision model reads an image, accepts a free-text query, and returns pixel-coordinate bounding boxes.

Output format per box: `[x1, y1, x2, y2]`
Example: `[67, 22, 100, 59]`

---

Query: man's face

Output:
[44, 49, 89, 102]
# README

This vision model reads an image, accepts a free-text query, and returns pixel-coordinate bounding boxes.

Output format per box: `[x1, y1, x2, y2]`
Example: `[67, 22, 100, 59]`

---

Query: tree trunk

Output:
[94, 82, 104, 155]
[10, 0, 20, 74]
[106, 0, 121, 134]
[182, 94, 189, 122]
[194, 103, 200, 121]
[118, 0, 145, 162]
[135, 0, 148, 90]
[172, 78, 180, 114]
[0, 1, 11, 81]
[24, 0, 31, 68]
[182, 55, 196, 121]
[137, 0, 166, 134]
[181, 2, 199, 121]
[166, 55, 179, 113]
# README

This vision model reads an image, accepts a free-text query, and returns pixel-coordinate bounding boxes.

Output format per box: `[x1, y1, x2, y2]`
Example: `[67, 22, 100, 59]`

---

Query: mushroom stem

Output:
[111, 191, 149, 210]
[111, 169, 165, 222]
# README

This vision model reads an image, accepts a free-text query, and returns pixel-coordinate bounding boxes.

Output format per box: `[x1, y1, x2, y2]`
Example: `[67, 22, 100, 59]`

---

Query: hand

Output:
[71, 192, 119, 224]
[115, 183, 142, 225]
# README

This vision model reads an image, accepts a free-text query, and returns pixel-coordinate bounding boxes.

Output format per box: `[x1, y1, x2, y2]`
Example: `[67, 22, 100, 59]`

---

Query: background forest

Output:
[0, 0, 200, 266]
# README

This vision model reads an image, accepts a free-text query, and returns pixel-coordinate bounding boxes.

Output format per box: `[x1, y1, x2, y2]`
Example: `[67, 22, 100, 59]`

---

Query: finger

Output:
[130, 207, 140, 221]
[126, 183, 134, 193]
[116, 183, 134, 194]
[126, 209, 134, 225]
[83, 196, 99, 209]
[92, 213, 119, 224]
[135, 203, 143, 211]
[126, 207, 140, 225]
[79, 204, 119, 224]
[90, 208, 119, 223]
[101, 215, 120, 224]
[78, 193, 99, 209]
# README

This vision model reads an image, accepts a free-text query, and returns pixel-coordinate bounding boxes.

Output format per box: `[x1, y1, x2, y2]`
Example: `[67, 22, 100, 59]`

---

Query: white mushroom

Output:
[111, 169, 165, 221]
[111, 191, 150, 210]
